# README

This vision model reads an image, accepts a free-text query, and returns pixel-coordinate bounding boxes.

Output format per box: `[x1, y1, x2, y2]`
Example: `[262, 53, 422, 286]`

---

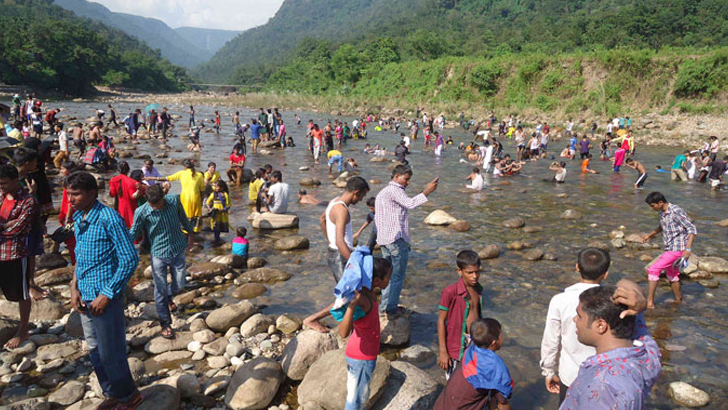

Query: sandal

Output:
[94, 398, 118, 410]
[113, 392, 144, 410]
[160, 327, 175, 339]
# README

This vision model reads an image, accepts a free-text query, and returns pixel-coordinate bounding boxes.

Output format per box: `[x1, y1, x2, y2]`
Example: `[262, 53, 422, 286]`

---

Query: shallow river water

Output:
[16, 99, 728, 409]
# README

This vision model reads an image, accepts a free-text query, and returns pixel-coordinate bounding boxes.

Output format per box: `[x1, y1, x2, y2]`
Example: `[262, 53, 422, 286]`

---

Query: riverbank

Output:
[88, 89, 728, 151]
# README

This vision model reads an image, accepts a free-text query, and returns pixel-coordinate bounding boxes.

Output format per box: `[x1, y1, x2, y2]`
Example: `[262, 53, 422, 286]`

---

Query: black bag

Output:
[50, 224, 74, 243]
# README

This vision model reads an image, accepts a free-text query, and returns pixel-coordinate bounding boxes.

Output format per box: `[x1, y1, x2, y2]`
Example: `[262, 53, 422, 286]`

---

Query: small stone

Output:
[275, 314, 302, 335]
[194, 330, 217, 344]
[250, 348, 261, 357]
[187, 341, 203, 352]
[226, 343, 245, 357]
[207, 355, 230, 369]
[260, 340, 273, 350]
[17, 356, 33, 372]
[27, 385, 49, 398]
[668, 381, 710, 407]
[502, 217, 525, 228]
[192, 350, 206, 361]
[560, 209, 582, 220]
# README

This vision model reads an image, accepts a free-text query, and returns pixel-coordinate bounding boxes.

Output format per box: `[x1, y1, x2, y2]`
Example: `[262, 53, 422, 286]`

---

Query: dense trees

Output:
[0, 0, 188, 95]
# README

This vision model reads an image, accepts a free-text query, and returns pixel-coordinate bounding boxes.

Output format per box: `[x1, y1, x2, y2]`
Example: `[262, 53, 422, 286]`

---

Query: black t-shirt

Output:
[708, 160, 727, 179]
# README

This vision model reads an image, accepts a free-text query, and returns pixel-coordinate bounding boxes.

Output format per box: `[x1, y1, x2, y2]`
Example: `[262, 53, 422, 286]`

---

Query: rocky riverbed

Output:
[0, 97, 727, 409]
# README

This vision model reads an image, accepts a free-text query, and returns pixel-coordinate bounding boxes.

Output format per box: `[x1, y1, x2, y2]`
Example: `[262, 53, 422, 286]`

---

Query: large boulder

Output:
[0, 296, 65, 321]
[371, 361, 441, 410]
[135, 385, 180, 410]
[252, 213, 299, 229]
[35, 266, 74, 286]
[298, 349, 390, 410]
[380, 314, 410, 346]
[240, 313, 275, 338]
[224, 357, 284, 410]
[211, 254, 247, 269]
[424, 210, 456, 226]
[274, 236, 310, 251]
[281, 329, 339, 380]
[276, 313, 302, 335]
[156, 373, 201, 398]
[300, 178, 322, 187]
[35, 340, 80, 361]
[144, 332, 194, 354]
[238, 267, 292, 284]
[48, 380, 86, 406]
[667, 381, 710, 407]
[132, 280, 155, 302]
[697, 256, 728, 274]
[205, 301, 256, 332]
[523, 248, 545, 261]
[36, 253, 68, 270]
[188, 262, 228, 280]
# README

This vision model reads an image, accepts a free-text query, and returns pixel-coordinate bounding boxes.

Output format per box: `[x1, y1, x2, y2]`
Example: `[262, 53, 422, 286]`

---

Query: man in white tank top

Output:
[304, 176, 370, 333]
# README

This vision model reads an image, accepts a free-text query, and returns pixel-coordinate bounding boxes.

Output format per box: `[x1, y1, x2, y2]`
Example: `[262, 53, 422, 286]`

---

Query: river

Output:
[12, 98, 728, 409]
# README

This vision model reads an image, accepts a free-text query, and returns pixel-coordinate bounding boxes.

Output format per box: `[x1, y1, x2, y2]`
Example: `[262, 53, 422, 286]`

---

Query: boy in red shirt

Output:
[438, 250, 483, 379]
[339, 257, 392, 410]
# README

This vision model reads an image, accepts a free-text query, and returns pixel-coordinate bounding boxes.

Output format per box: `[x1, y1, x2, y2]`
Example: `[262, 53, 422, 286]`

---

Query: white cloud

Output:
[89, 0, 285, 31]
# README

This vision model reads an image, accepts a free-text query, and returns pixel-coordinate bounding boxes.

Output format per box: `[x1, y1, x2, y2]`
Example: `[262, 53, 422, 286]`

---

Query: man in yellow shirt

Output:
[328, 149, 343, 174]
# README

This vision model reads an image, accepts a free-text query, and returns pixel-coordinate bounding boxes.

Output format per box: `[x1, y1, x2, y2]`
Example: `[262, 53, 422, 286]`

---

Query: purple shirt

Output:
[579, 140, 591, 153]
[559, 315, 661, 410]
[374, 181, 427, 245]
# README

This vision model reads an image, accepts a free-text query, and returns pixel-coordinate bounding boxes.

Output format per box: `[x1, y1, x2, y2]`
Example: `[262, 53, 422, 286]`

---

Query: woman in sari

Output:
[147, 159, 205, 232]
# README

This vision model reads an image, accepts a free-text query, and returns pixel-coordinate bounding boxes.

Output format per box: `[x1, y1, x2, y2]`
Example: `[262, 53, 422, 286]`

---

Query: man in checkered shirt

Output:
[642, 191, 697, 308]
[375, 164, 438, 314]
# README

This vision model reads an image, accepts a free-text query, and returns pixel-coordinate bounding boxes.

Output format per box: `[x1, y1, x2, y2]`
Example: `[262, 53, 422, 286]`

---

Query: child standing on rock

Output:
[438, 250, 483, 379]
[339, 257, 392, 410]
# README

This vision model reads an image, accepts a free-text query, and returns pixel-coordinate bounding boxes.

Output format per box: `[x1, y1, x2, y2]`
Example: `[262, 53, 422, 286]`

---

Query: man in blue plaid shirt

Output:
[67, 171, 143, 410]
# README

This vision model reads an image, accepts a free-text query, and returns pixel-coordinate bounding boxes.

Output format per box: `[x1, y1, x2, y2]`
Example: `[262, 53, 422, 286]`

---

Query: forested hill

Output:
[0, 0, 189, 95]
[53, 0, 238, 68]
[196, 0, 728, 84]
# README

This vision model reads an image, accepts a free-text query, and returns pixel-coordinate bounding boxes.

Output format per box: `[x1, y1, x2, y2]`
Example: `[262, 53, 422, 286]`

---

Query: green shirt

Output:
[672, 154, 687, 170]
[129, 195, 192, 258]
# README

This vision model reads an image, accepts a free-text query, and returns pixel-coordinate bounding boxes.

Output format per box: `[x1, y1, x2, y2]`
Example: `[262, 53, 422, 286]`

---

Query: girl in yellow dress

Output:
[206, 180, 231, 246]
[150, 159, 205, 232]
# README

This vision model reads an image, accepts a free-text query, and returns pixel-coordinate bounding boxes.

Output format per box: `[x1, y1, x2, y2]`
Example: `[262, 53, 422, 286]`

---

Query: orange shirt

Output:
[582, 159, 590, 173]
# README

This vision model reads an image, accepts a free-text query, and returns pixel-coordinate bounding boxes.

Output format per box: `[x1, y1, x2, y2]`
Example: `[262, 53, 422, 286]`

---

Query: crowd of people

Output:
[0, 95, 720, 410]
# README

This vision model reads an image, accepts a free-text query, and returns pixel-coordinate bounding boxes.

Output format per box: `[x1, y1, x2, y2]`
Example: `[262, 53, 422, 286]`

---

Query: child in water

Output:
[206, 180, 231, 246]
[232, 226, 249, 263]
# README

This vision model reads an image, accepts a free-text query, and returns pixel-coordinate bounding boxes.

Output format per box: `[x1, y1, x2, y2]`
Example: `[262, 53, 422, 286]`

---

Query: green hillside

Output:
[196, 0, 728, 84]
[0, 0, 189, 95]
[174, 27, 241, 56]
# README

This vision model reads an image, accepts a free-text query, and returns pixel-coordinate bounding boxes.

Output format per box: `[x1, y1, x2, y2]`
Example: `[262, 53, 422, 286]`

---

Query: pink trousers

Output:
[647, 251, 683, 282]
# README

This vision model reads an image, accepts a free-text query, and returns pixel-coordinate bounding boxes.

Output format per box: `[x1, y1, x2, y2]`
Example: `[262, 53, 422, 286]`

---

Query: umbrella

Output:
[145, 103, 161, 112]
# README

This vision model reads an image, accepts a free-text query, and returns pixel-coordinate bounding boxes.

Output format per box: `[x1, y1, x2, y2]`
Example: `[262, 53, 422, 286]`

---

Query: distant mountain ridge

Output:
[54, 0, 241, 68]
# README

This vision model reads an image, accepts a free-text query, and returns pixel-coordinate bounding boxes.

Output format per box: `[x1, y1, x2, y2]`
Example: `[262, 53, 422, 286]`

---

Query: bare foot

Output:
[303, 318, 330, 333]
[29, 284, 49, 301]
[4, 332, 29, 350]
[646, 303, 655, 309]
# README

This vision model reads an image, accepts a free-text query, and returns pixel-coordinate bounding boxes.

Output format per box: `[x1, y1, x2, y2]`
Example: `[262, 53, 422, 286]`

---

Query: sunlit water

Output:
[16, 99, 728, 409]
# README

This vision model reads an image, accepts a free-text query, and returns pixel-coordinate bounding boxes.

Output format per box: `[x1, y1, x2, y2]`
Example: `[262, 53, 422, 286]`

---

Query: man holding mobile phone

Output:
[375, 164, 438, 315]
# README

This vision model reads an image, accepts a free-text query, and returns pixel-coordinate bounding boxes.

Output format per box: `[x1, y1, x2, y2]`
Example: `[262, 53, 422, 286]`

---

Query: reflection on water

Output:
[32, 99, 728, 409]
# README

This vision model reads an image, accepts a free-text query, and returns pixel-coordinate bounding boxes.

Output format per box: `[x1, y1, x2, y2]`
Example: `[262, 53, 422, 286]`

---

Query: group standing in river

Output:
[0, 95, 724, 410]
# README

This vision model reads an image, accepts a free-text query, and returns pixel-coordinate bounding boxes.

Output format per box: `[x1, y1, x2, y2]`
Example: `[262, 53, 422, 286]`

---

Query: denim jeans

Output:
[345, 357, 376, 410]
[151, 251, 187, 327]
[327, 248, 346, 283]
[81, 296, 138, 402]
[379, 238, 409, 313]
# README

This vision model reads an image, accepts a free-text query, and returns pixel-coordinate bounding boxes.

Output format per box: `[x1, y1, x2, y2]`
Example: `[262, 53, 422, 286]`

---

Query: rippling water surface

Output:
[35, 100, 728, 409]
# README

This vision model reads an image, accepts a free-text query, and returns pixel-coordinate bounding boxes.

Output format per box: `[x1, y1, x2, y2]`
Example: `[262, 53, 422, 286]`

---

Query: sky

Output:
[89, 0, 285, 31]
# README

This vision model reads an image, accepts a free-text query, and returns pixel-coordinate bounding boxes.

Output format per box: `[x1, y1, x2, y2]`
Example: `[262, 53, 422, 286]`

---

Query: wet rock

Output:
[240, 313, 275, 338]
[210, 254, 247, 269]
[225, 357, 284, 410]
[611, 238, 626, 249]
[232, 283, 267, 300]
[543, 253, 558, 261]
[145, 332, 194, 354]
[560, 209, 582, 220]
[380, 314, 410, 346]
[0, 297, 65, 321]
[132, 280, 155, 302]
[477, 244, 500, 260]
[522, 226, 542, 233]
[371, 361, 441, 410]
[205, 301, 256, 332]
[299, 178, 321, 187]
[668, 381, 710, 407]
[506, 241, 524, 251]
[502, 217, 525, 228]
[193, 297, 217, 309]
[587, 241, 609, 251]
[36, 340, 79, 361]
[424, 210, 457, 226]
[698, 279, 719, 288]
[298, 349, 390, 410]
[37, 253, 68, 269]
[136, 385, 180, 410]
[399, 345, 435, 363]
[697, 256, 728, 273]
[624, 233, 645, 243]
[609, 230, 625, 239]
[252, 213, 299, 229]
[238, 267, 292, 284]
[276, 313, 302, 335]
[281, 329, 339, 380]
[714, 218, 728, 227]
[523, 248, 544, 261]
[188, 262, 228, 280]
[274, 236, 310, 251]
[451, 220, 471, 232]
[35, 266, 74, 286]
[247, 257, 267, 269]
